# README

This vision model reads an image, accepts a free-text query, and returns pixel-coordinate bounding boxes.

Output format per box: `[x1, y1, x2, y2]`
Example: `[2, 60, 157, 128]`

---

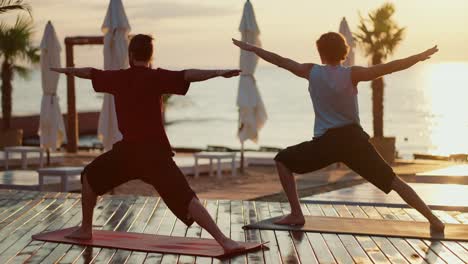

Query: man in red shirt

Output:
[52, 34, 243, 253]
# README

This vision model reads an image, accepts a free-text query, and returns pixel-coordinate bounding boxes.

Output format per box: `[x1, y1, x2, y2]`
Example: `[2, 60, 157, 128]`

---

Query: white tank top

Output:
[308, 64, 360, 137]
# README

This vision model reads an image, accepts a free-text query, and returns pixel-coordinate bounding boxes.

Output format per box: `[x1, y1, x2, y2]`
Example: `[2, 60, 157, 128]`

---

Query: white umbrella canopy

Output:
[237, 0, 267, 144]
[339, 17, 355, 67]
[38, 21, 66, 150]
[98, 0, 130, 151]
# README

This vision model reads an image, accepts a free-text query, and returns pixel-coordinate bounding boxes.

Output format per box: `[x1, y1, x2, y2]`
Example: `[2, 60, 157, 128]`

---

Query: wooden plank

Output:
[0, 195, 64, 258]
[23, 198, 110, 264]
[319, 204, 373, 264]
[453, 212, 467, 224]
[431, 211, 468, 262]
[177, 200, 205, 264]
[268, 201, 301, 264]
[91, 196, 147, 263]
[108, 197, 156, 263]
[308, 205, 386, 263]
[212, 199, 231, 264]
[56, 198, 125, 263]
[195, 199, 218, 264]
[142, 200, 177, 263]
[243, 201, 266, 264]
[125, 197, 166, 264]
[346, 205, 409, 264]
[2, 197, 81, 263]
[230, 200, 248, 264]
[303, 204, 337, 264]
[382, 207, 448, 264]
[0, 197, 58, 248]
[0, 199, 30, 222]
[362, 206, 428, 264]
[72, 197, 138, 264]
[77, 197, 139, 263]
[0, 198, 44, 229]
[255, 201, 282, 264]
[160, 208, 190, 263]
[402, 208, 465, 264]
[277, 203, 318, 264]
[306, 203, 354, 264]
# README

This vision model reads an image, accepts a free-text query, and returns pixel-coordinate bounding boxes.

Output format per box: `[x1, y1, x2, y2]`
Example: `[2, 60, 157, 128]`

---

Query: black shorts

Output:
[82, 141, 197, 226]
[274, 124, 396, 193]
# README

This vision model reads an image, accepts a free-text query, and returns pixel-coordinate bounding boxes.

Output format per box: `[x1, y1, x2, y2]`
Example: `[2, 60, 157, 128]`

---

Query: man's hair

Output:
[128, 34, 154, 62]
[316, 32, 349, 63]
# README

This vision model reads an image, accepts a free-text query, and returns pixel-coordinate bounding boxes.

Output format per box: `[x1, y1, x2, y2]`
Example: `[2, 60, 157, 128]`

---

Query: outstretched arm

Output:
[232, 38, 314, 79]
[184, 69, 241, 82]
[50, 67, 93, 79]
[351, 46, 438, 85]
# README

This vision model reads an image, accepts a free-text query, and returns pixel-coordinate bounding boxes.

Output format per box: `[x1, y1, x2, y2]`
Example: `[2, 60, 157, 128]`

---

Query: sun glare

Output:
[422, 62, 468, 156]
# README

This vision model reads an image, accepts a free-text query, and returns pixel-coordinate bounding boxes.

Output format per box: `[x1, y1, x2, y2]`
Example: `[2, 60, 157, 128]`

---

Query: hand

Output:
[419, 45, 438, 61]
[50, 67, 72, 75]
[232, 38, 256, 52]
[217, 69, 242, 78]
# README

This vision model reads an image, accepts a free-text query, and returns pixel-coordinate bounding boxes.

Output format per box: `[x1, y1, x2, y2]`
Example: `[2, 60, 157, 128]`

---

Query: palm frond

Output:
[0, 15, 38, 78]
[0, 0, 31, 16]
[354, 2, 405, 64]
[12, 64, 30, 79]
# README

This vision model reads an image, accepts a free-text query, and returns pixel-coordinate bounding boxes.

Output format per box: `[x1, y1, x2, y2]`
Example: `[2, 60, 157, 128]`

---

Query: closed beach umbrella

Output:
[98, 0, 130, 151]
[39, 21, 66, 151]
[237, 0, 267, 171]
[339, 17, 355, 66]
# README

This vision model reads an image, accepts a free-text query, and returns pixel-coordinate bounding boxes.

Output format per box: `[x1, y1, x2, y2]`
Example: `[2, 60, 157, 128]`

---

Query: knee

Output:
[188, 196, 200, 209]
[391, 176, 409, 193]
[275, 160, 287, 171]
[82, 174, 97, 198]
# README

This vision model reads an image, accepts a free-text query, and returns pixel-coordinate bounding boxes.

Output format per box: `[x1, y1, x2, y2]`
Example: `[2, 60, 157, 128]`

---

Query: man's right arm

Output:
[50, 67, 93, 79]
[351, 46, 438, 85]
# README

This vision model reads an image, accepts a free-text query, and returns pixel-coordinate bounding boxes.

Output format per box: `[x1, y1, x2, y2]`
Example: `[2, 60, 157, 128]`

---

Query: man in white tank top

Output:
[233, 33, 445, 233]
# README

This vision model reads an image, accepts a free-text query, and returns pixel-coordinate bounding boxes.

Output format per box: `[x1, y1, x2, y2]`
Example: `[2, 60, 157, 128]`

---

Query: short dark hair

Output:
[316, 32, 349, 63]
[128, 34, 154, 62]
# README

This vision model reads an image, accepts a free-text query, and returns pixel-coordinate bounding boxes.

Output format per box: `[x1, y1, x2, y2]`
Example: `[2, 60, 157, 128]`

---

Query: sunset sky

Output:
[4, 0, 468, 68]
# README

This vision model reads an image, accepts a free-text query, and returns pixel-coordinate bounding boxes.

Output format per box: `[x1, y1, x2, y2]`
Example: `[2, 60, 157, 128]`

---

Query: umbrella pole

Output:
[47, 149, 50, 166]
[240, 142, 245, 174]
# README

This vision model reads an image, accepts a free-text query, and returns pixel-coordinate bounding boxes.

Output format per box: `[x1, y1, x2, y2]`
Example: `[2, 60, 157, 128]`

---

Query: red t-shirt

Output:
[91, 66, 190, 156]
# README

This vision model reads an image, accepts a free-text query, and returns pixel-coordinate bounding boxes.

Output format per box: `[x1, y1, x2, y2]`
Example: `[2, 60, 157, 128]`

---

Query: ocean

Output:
[5, 62, 468, 159]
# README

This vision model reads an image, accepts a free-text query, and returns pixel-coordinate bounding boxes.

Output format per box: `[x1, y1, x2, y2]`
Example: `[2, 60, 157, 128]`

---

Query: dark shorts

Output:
[82, 141, 197, 226]
[274, 124, 396, 193]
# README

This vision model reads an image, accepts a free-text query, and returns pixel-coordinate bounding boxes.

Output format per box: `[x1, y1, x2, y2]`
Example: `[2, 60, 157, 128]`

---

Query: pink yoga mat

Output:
[32, 227, 267, 259]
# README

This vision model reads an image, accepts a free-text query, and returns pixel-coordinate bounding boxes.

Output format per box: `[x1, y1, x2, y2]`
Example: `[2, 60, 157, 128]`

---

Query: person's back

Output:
[308, 64, 359, 137]
[92, 66, 189, 156]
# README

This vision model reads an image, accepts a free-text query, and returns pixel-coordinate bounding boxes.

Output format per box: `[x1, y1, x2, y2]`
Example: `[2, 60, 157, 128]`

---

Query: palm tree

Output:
[0, 16, 39, 130]
[355, 3, 405, 138]
[0, 0, 30, 15]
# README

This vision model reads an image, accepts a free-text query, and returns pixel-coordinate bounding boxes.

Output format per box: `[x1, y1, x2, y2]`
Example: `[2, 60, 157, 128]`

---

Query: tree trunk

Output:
[1, 61, 13, 131]
[371, 56, 384, 138]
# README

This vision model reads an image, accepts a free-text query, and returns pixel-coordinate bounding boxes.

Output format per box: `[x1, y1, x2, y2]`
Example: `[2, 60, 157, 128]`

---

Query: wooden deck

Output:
[0, 190, 466, 263]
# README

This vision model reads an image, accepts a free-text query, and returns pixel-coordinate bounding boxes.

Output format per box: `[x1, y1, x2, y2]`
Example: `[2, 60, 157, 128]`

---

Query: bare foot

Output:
[274, 214, 305, 226]
[64, 227, 92, 240]
[430, 219, 445, 234]
[220, 238, 245, 255]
